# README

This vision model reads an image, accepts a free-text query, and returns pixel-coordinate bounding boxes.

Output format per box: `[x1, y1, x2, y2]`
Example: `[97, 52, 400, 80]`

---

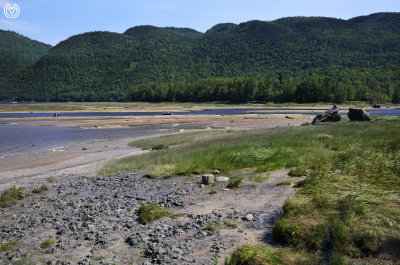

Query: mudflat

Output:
[0, 113, 312, 189]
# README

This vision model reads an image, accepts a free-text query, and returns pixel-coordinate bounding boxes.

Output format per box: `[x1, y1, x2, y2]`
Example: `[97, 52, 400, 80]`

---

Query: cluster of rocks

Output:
[312, 105, 371, 125]
[0, 172, 258, 264]
[201, 171, 230, 185]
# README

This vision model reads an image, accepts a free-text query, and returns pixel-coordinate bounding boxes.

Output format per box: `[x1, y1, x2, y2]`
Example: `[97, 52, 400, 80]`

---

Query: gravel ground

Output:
[0, 170, 299, 264]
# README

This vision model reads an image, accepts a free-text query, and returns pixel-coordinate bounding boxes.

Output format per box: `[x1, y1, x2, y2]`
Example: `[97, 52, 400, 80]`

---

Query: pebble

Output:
[245, 214, 254, 221]
[215, 176, 230, 182]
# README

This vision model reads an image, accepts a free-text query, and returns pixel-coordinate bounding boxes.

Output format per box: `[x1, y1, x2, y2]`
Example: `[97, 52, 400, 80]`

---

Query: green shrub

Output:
[224, 221, 238, 229]
[288, 167, 308, 177]
[0, 240, 19, 251]
[152, 144, 169, 150]
[225, 245, 318, 265]
[0, 187, 25, 208]
[227, 178, 243, 189]
[40, 238, 57, 249]
[32, 185, 48, 194]
[138, 204, 177, 224]
[225, 245, 285, 265]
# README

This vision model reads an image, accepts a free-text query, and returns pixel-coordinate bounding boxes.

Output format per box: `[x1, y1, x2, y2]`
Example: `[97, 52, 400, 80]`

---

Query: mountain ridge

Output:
[1, 12, 400, 102]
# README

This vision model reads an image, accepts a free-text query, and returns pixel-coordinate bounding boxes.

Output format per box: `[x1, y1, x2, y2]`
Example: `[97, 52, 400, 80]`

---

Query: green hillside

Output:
[0, 30, 51, 100]
[1, 12, 400, 102]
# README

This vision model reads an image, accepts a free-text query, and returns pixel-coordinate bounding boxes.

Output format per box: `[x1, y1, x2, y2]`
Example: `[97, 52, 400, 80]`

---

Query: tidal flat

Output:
[0, 103, 399, 264]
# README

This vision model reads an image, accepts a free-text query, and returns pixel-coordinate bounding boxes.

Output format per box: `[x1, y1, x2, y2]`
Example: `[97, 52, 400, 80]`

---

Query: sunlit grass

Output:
[102, 117, 400, 263]
[225, 245, 319, 265]
[0, 187, 25, 208]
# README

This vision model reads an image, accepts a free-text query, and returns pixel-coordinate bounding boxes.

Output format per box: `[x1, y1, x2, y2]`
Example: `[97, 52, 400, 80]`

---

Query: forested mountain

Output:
[1, 12, 400, 103]
[0, 30, 51, 100]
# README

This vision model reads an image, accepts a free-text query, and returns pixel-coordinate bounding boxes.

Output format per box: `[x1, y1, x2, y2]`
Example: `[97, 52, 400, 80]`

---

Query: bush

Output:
[0, 187, 25, 208]
[40, 238, 57, 249]
[225, 245, 286, 265]
[32, 185, 48, 194]
[152, 144, 169, 150]
[138, 204, 177, 224]
[227, 178, 243, 189]
[288, 167, 308, 177]
[0, 240, 18, 251]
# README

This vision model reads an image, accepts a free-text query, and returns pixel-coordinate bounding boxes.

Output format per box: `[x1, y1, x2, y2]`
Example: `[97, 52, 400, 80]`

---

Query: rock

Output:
[202, 174, 215, 185]
[213, 170, 221, 174]
[312, 105, 341, 125]
[348, 108, 371, 121]
[215, 176, 230, 182]
[244, 214, 254, 221]
[373, 104, 381, 108]
[82, 147, 87, 150]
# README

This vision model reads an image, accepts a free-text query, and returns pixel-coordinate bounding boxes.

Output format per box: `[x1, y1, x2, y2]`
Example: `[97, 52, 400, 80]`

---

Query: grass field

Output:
[102, 117, 400, 264]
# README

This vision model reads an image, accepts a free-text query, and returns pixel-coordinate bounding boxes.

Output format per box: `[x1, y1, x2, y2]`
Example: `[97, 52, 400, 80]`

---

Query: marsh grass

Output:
[288, 167, 308, 177]
[225, 245, 319, 265]
[40, 238, 56, 249]
[0, 187, 25, 208]
[103, 117, 400, 263]
[138, 204, 178, 224]
[0, 240, 19, 252]
[276, 181, 292, 186]
[227, 178, 243, 189]
[204, 221, 237, 231]
[32, 185, 48, 194]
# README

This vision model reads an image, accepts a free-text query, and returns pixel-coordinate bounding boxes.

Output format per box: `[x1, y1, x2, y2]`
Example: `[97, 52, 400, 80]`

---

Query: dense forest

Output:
[0, 30, 51, 100]
[1, 12, 400, 103]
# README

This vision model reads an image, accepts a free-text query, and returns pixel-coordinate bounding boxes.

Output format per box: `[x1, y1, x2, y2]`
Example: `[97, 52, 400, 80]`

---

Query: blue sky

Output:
[1, 0, 399, 46]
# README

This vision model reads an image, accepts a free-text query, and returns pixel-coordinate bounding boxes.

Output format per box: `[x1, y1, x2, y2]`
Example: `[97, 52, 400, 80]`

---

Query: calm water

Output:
[0, 108, 399, 118]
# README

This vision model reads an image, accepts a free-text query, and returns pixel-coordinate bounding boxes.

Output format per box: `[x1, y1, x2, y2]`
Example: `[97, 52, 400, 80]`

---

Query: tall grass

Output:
[225, 245, 319, 265]
[102, 117, 400, 263]
[102, 127, 319, 176]
[0, 187, 25, 208]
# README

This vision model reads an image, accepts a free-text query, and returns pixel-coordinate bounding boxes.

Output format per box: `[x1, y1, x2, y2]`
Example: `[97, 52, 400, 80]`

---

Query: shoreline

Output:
[0, 113, 312, 189]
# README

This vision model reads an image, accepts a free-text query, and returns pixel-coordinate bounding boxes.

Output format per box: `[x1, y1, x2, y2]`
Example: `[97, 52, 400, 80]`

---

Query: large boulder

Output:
[348, 108, 371, 121]
[312, 105, 341, 125]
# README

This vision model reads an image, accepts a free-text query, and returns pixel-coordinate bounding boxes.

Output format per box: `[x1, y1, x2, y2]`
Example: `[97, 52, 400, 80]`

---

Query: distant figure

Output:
[54, 112, 60, 117]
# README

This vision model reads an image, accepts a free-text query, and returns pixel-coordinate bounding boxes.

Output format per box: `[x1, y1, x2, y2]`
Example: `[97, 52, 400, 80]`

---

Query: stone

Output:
[215, 176, 230, 182]
[202, 174, 215, 185]
[312, 105, 341, 125]
[348, 108, 371, 121]
[244, 214, 254, 221]
[213, 170, 221, 174]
